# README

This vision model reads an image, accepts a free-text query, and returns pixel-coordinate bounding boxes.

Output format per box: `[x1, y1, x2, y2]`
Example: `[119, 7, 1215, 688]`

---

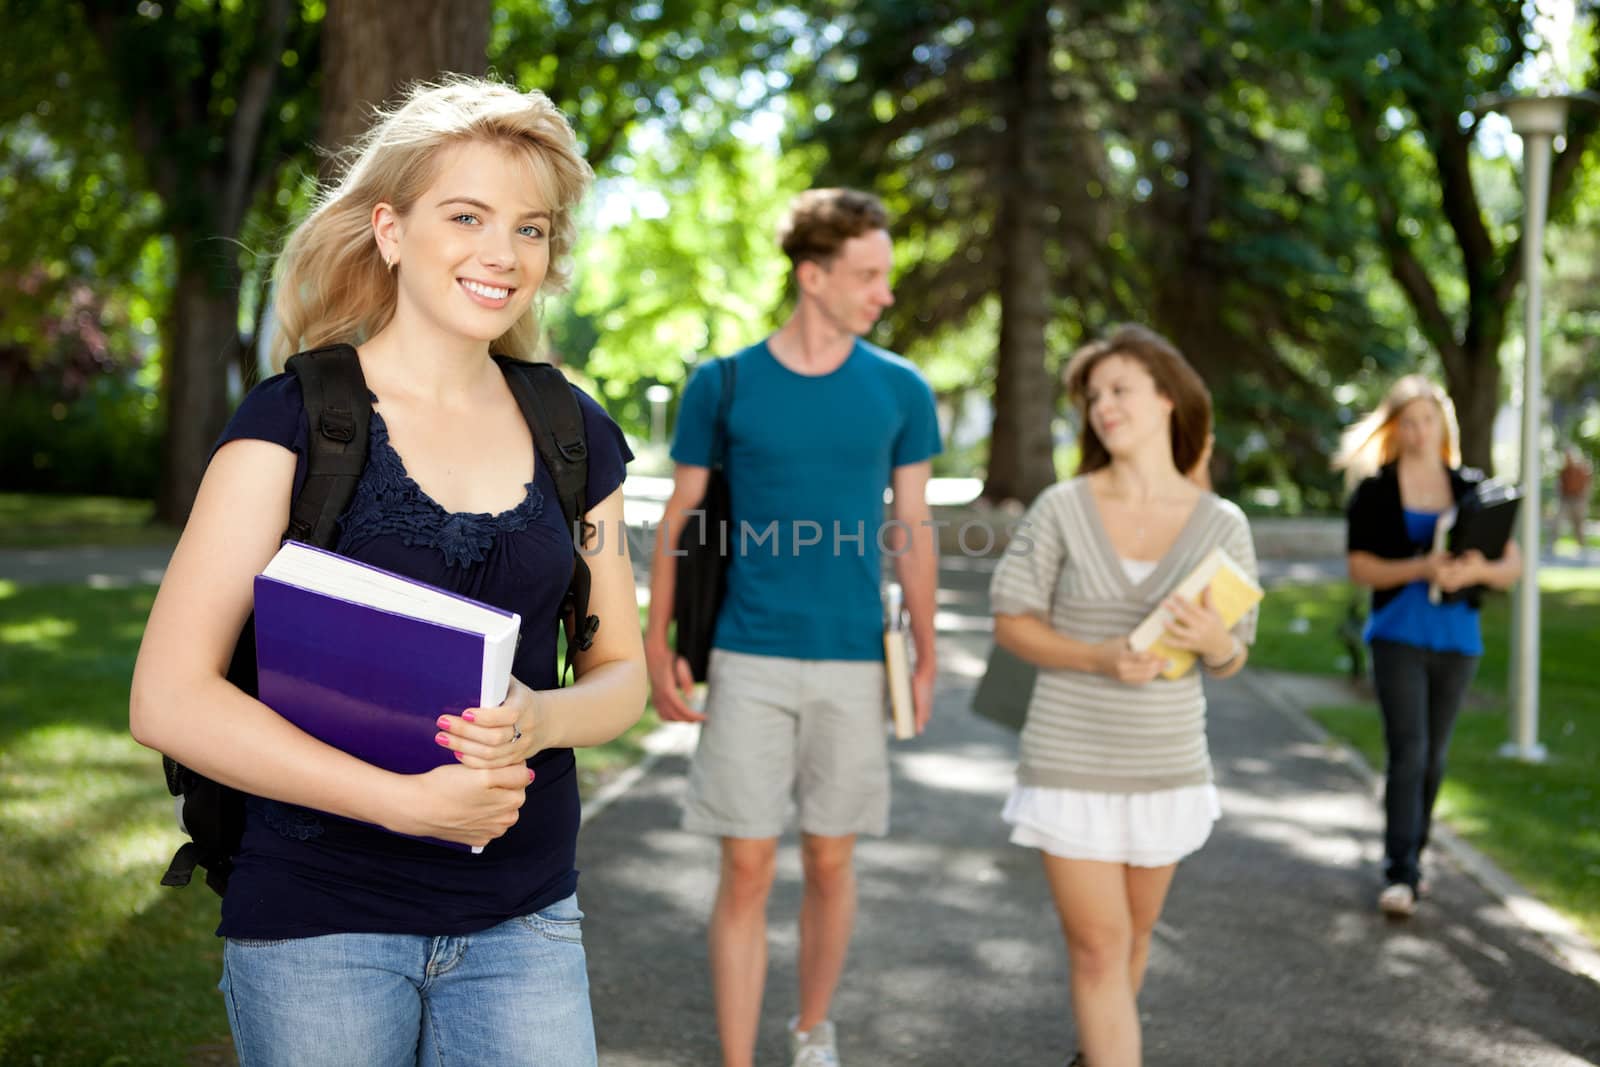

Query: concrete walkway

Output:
[571, 557, 1600, 1065]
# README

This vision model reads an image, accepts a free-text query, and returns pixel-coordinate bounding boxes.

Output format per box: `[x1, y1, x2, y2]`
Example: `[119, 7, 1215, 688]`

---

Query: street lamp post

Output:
[645, 384, 672, 446]
[1493, 93, 1569, 762]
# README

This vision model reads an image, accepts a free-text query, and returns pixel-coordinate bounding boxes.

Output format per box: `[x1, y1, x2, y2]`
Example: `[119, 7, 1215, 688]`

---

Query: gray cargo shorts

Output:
[681, 649, 890, 839]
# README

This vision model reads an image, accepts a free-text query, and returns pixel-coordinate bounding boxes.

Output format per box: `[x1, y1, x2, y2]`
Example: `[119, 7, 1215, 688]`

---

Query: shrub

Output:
[0, 377, 161, 498]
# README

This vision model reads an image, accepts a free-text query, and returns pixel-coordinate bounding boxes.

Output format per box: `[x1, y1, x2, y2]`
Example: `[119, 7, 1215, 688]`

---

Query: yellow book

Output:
[1128, 546, 1262, 680]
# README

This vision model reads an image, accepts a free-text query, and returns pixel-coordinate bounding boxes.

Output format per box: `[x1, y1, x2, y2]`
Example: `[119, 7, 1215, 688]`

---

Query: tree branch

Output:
[219, 0, 292, 235]
[1340, 84, 1463, 365]
[1412, 101, 1497, 298]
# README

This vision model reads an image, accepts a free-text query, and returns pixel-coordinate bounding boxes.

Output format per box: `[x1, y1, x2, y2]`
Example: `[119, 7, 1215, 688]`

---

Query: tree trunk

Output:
[319, 0, 491, 172]
[156, 252, 242, 523]
[1444, 344, 1500, 474]
[982, 2, 1056, 506]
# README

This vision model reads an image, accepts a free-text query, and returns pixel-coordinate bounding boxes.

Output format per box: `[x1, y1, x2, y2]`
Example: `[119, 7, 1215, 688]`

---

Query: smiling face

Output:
[1084, 354, 1174, 460]
[374, 139, 553, 346]
[798, 228, 896, 337]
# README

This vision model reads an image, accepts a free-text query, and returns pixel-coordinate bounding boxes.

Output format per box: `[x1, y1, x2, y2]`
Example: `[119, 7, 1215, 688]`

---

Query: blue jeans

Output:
[1369, 640, 1479, 889]
[219, 893, 596, 1067]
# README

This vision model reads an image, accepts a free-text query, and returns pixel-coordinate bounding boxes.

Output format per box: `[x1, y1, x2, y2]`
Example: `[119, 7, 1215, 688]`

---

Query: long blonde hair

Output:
[269, 76, 593, 369]
[1332, 374, 1461, 487]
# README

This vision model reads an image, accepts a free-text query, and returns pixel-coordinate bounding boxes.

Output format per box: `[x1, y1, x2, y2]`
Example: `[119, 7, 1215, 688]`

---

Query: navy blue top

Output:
[669, 339, 942, 661]
[210, 369, 632, 939]
[1363, 508, 1484, 655]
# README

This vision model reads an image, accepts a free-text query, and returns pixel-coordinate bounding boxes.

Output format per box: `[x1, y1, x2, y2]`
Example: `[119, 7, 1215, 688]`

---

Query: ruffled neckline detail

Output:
[335, 403, 545, 568]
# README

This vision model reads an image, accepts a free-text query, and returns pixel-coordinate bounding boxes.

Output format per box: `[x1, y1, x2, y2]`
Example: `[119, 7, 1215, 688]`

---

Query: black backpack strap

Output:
[284, 344, 371, 546]
[711, 356, 736, 468]
[498, 357, 596, 682]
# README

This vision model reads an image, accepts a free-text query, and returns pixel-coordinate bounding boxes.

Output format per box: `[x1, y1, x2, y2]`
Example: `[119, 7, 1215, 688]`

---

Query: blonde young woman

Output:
[989, 325, 1258, 1067]
[1336, 375, 1521, 918]
[129, 79, 646, 1066]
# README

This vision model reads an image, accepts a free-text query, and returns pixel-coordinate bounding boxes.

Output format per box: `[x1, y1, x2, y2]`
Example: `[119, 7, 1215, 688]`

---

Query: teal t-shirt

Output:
[670, 339, 942, 661]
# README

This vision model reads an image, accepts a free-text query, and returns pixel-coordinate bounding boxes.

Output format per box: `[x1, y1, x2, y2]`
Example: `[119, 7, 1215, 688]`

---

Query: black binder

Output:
[1431, 482, 1520, 605]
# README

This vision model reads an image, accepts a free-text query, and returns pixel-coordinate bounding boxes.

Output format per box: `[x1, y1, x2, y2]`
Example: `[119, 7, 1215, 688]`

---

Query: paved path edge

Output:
[1239, 668, 1600, 989]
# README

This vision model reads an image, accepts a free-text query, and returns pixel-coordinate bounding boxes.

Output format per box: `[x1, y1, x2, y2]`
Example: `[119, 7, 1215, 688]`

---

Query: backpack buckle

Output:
[557, 438, 587, 462]
[320, 408, 356, 443]
[576, 614, 599, 651]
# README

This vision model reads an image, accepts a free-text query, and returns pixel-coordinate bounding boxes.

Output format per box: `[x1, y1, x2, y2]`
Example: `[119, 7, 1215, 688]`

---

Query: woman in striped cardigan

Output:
[989, 324, 1259, 1067]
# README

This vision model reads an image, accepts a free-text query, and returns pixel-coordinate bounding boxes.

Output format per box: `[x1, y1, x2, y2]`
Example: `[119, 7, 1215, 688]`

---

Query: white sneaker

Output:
[788, 1017, 840, 1067]
[1378, 882, 1417, 917]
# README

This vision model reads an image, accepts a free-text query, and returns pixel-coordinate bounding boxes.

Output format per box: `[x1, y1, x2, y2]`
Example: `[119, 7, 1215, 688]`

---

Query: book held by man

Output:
[253, 541, 522, 850]
[1128, 546, 1262, 680]
[883, 583, 917, 740]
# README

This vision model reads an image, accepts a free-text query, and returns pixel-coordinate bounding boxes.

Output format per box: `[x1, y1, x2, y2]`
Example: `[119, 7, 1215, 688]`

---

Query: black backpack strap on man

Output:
[672, 356, 737, 682]
[497, 355, 599, 683]
[160, 348, 591, 896]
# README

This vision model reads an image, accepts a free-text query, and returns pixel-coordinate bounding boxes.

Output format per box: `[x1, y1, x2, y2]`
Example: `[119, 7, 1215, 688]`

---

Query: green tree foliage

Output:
[5, 0, 326, 519]
[570, 134, 812, 433]
[490, 0, 807, 437]
[797, 0, 1397, 508]
[490, 0, 796, 174]
[1301, 0, 1600, 474]
[0, 4, 161, 385]
[796, 1, 1114, 504]
[1106, 2, 1404, 509]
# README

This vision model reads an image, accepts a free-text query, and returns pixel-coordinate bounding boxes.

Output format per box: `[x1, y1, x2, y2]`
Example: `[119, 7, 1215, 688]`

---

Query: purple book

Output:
[253, 541, 521, 851]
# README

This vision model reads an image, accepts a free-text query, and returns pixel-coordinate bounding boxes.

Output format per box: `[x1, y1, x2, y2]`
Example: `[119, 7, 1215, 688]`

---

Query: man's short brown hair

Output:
[778, 188, 889, 269]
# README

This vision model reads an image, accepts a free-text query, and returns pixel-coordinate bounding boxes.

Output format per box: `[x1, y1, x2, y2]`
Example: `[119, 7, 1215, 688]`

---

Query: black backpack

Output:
[159, 343, 598, 895]
[672, 356, 735, 682]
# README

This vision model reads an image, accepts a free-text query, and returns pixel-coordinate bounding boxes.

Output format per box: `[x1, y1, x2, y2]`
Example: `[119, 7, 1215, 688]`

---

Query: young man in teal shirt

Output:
[646, 188, 941, 1067]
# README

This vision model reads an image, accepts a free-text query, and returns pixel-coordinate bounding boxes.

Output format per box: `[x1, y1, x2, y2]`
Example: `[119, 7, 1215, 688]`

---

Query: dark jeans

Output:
[1369, 639, 1479, 889]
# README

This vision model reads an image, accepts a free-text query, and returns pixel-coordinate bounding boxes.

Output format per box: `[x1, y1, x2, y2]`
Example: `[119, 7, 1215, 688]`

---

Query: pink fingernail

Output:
[454, 751, 464, 761]
[527, 769, 536, 782]
[436, 716, 451, 730]
[461, 711, 477, 722]
[434, 732, 451, 747]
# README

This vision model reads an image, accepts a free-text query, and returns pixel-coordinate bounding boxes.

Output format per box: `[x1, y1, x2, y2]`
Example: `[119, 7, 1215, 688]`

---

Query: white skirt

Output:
[1002, 782, 1221, 868]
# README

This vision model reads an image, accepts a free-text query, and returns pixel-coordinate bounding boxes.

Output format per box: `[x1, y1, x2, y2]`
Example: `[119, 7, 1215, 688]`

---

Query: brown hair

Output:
[1331, 374, 1460, 488]
[1062, 324, 1213, 477]
[777, 188, 889, 269]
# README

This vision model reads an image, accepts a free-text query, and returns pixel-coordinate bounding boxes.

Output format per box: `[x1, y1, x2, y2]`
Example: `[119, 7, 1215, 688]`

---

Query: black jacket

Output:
[1345, 461, 1486, 612]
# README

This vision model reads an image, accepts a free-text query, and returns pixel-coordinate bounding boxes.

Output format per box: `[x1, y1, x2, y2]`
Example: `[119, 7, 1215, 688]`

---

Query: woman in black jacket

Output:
[1335, 376, 1522, 918]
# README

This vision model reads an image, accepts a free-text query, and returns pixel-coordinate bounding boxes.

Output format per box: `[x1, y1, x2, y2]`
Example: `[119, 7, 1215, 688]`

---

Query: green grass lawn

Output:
[0, 583, 659, 1065]
[0, 493, 177, 549]
[1253, 569, 1600, 944]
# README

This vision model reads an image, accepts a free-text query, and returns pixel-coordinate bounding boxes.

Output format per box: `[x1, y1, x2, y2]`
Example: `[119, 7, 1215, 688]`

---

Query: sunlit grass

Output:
[0, 585, 662, 1064]
[1252, 571, 1600, 945]
[0, 584, 226, 1065]
[0, 492, 176, 548]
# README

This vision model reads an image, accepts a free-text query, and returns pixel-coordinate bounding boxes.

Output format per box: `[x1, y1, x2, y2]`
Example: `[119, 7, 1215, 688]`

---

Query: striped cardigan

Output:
[988, 477, 1260, 793]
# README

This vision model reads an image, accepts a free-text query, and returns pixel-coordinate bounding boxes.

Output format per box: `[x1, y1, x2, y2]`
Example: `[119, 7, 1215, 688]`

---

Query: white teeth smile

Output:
[461, 280, 510, 300]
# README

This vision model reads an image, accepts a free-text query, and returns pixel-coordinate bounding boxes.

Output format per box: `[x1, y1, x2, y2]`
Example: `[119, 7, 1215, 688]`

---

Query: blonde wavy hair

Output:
[1332, 374, 1461, 487]
[269, 76, 593, 369]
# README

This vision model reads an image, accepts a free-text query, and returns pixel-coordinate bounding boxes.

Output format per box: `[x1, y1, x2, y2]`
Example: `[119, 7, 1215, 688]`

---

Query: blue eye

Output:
[518, 224, 545, 239]
[452, 213, 480, 226]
